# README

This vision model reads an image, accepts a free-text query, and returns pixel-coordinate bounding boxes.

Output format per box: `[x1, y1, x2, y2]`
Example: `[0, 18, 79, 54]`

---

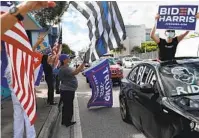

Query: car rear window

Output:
[159, 61, 199, 96]
[159, 62, 199, 96]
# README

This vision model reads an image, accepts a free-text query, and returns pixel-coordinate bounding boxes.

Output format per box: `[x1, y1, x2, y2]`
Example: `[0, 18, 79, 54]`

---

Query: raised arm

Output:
[177, 31, 189, 42]
[1, 1, 56, 35]
[72, 63, 85, 75]
[177, 13, 199, 42]
[150, 14, 160, 44]
[72, 54, 88, 75]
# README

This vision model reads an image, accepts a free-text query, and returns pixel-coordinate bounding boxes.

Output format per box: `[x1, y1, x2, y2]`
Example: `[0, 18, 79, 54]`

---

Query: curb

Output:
[37, 105, 59, 138]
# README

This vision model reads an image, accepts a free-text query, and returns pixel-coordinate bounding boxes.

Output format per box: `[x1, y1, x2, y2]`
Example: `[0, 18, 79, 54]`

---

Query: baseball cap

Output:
[59, 54, 70, 62]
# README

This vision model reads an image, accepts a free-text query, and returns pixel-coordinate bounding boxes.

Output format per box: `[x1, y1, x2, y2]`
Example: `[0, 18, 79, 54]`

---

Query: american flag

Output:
[1, 1, 37, 125]
[51, 28, 62, 68]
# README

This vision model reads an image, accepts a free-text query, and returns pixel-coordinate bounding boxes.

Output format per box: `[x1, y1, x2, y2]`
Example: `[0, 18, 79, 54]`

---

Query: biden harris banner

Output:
[157, 5, 198, 30]
[84, 59, 113, 108]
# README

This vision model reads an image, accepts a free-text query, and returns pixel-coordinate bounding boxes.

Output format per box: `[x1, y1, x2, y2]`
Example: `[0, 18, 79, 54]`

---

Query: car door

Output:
[134, 64, 162, 138]
[126, 65, 143, 129]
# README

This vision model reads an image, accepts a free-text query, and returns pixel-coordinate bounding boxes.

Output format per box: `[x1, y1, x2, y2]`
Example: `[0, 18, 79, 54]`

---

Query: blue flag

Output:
[1, 41, 11, 100]
[84, 59, 113, 108]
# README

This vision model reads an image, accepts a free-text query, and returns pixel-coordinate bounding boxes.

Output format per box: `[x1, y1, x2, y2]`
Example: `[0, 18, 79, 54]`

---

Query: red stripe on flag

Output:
[19, 52, 26, 105]
[2, 35, 33, 55]
[11, 26, 29, 42]
[12, 46, 21, 96]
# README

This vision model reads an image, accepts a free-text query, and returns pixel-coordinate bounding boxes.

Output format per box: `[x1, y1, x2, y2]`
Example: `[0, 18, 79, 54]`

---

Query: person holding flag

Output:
[1, 1, 56, 138]
[32, 35, 58, 105]
[58, 54, 87, 127]
[150, 13, 199, 61]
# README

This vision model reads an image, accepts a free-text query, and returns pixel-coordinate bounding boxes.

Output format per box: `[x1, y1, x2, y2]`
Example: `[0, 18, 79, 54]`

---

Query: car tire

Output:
[119, 96, 131, 124]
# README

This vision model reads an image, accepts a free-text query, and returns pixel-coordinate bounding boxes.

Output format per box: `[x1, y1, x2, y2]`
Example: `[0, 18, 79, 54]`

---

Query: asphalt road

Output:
[53, 68, 147, 138]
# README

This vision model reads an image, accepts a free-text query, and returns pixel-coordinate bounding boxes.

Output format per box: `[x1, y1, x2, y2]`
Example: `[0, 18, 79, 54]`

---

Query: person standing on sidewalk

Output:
[150, 13, 199, 61]
[58, 54, 86, 127]
[32, 36, 57, 105]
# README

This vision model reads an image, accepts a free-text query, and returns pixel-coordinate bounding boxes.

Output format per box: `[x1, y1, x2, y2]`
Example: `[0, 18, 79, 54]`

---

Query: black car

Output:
[119, 57, 199, 138]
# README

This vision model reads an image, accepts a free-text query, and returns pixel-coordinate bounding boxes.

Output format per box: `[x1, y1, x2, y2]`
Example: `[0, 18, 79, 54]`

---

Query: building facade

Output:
[145, 28, 152, 41]
[120, 24, 147, 56]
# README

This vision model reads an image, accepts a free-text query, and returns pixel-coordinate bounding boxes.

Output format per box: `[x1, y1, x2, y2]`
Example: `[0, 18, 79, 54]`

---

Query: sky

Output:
[62, 1, 199, 53]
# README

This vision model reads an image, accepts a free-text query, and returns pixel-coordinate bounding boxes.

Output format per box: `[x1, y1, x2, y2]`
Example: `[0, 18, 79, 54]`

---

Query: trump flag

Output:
[84, 59, 113, 108]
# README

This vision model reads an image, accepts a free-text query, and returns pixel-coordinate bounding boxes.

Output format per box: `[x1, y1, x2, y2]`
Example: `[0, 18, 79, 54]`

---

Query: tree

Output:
[141, 41, 158, 53]
[62, 43, 75, 56]
[32, 2, 68, 28]
[131, 46, 142, 53]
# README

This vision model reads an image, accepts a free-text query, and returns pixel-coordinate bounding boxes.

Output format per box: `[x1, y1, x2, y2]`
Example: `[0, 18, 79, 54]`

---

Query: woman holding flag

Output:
[58, 54, 87, 127]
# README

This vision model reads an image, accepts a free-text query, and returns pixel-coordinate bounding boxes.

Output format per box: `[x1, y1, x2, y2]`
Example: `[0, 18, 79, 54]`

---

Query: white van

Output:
[175, 37, 199, 57]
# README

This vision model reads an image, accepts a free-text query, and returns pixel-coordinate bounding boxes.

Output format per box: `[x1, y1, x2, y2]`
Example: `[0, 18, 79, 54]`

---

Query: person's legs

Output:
[61, 91, 67, 124]
[11, 92, 24, 138]
[45, 76, 55, 104]
[45, 77, 50, 104]
[55, 75, 60, 94]
[24, 112, 36, 138]
[68, 91, 75, 122]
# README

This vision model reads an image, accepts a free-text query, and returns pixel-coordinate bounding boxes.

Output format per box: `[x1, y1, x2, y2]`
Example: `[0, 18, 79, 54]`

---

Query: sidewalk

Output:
[1, 83, 60, 138]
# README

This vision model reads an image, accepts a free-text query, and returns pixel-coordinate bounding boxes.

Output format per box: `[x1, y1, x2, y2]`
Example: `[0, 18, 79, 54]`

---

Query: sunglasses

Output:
[166, 30, 175, 33]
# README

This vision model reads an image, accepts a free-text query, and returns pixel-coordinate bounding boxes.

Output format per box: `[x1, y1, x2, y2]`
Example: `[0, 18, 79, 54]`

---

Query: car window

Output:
[128, 66, 139, 83]
[131, 58, 141, 61]
[136, 65, 156, 86]
[108, 58, 116, 65]
[129, 65, 157, 86]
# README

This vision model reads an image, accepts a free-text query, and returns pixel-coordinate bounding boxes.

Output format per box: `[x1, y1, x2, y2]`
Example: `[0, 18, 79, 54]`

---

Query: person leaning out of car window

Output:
[150, 13, 199, 61]
[58, 54, 87, 127]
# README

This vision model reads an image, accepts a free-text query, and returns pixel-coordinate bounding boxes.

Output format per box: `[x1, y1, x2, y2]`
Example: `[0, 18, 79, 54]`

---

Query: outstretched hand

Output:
[196, 13, 199, 19]
[22, 1, 56, 12]
[155, 14, 160, 20]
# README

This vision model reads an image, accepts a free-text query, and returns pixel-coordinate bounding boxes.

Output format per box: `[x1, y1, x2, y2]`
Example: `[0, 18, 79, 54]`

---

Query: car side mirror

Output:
[140, 83, 155, 94]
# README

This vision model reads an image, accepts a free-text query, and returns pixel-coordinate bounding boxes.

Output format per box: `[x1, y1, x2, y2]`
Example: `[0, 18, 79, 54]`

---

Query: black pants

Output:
[61, 90, 75, 124]
[45, 76, 54, 104]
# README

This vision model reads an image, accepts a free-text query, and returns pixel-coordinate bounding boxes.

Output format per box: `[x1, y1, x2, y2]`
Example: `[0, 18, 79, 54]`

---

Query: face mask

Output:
[166, 32, 175, 38]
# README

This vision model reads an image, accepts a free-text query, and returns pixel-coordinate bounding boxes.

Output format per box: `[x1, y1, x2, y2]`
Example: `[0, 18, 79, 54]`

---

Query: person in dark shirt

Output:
[41, 54, 57, 105]
[32, 36, 57, 105]
[150, 14, 199, 61]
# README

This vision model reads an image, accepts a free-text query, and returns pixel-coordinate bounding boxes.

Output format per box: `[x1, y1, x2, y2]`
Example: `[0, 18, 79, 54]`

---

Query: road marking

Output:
[74, 95, 83, 138]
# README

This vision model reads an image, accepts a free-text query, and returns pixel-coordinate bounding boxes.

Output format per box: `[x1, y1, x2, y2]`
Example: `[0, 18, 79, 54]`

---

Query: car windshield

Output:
[108, 58, 116, 65]
[131, 58, 141, 61]
[159, 61, 199, 96]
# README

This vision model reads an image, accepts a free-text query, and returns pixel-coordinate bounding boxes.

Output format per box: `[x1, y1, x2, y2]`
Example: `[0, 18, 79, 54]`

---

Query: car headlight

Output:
[190, 121, 199, 132]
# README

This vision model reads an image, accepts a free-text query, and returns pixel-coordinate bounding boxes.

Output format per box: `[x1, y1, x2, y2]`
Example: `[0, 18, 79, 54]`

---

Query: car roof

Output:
[140, 57, 199, 68]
